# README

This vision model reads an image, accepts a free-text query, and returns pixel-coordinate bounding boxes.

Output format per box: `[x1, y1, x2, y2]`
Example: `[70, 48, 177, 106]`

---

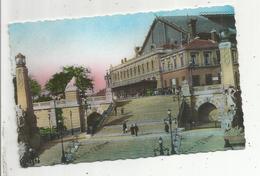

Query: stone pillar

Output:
[16, 53, 33, 113]
[219, 42, 236, 89]
[65, 77, 85, 132]
[15, 53, 40, 151]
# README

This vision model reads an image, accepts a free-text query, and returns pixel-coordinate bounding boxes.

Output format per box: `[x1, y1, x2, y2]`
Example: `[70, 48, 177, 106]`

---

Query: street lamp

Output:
[48, 110, 53, 139]
[58, 119, 66, 163]
[154, 137, 169, 156]
[70, 110, 74, 135]
[165, 109, 176, 154]
[189, 61, 194, 87]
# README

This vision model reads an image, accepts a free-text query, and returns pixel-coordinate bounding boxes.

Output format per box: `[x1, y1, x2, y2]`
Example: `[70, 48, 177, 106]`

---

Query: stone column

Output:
[15, 53, 40, 151]
[219, 42, 236, 89]
[16, 53, 33, 113]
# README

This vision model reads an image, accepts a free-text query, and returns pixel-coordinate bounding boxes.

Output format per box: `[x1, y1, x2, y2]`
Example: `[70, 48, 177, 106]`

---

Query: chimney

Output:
[124, 58, 127, 62]
[210, 29, 218, 42]
[188, 18, 197, 39]
[121, 59, 124, 64]
[134, 46, 140, 57]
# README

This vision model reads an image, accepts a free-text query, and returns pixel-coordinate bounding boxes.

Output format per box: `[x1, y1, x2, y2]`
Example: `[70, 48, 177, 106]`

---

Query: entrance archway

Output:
[86, 112, 102, 134]
[197, 102, 218, 124]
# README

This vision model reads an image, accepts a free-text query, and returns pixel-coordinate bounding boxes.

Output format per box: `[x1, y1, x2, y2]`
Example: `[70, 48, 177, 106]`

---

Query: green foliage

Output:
[45, 65, 93, 95]
[45, 72, 71, 95]
[34, 96, 52, 102]
[29, 77, 41, 97]
[13, 76, 42, 103]
[39, 127, 58, 136]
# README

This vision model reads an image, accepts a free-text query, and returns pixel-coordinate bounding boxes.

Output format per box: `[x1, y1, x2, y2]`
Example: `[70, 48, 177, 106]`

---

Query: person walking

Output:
[134, 123, 139, 136]
[164, 122, 169, 133]
[114, 106, 117, 116]
[123, 122, 127, 133]
[121, 107, 124, 115]
[130, 124, 135, 135]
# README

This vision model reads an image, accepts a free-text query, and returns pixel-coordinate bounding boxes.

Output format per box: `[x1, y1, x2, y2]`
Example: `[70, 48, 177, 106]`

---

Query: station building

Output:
[108, 14, 238, 98]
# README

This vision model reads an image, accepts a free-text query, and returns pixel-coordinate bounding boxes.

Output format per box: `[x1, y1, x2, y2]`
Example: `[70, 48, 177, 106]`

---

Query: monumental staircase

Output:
[96, 95, 180, 136]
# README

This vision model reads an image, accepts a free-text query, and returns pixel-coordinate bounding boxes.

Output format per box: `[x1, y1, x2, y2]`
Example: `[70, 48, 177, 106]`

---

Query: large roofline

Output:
[139, 16, 188, 55]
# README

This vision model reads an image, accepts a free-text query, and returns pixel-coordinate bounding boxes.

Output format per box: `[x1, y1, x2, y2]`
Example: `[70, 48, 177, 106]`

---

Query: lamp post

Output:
[69, 110, 74, 135]
[189, 61, 194, 87]
[58, 119, 66, 163]
[158, 137, 164, 155]
[48, 111, 53, 139]
[153, 137, 169, 156]
[165, 109, 176, 154]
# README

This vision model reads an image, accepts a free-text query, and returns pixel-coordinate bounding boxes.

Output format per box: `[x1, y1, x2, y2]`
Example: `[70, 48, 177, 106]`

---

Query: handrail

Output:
[95, 103, 114, 131]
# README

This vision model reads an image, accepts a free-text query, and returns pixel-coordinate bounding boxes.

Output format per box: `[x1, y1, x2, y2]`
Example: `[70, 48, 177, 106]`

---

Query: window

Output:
[147, 62, 150, 72]
[130, 68, 132, 77]
[118, 72, 120, 80]
[151, 60, 154, 71]
[167, 61, 171, 71]
[216, 50, 220, 64]
[190, 53, 197, 65]
[162, 62, 165, 72]
[176, 78, 179, 87]
[192, 75, 200, 86]
[120, 71, 122, 79]
[138, 65, 140, 75]
[127, 69, 129, 78]
[123, 70, 126, 79]
[142, 64, 144, 73]
[205, 74, 213, 85]
[218, 73, 221, 84]
[180, 54, 184, 67]
[204, 52, 211, 65]
[173, 58, 177, 69]
[134, 67, 136, 76]
[164, 80, 167, 88]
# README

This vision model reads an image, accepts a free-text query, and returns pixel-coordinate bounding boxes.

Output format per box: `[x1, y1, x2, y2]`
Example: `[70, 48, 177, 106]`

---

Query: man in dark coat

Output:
[123, 122, 127, 133]
[164, 122, 169, 133]
[130, 124, 134, 135]
[134, 123, 139, 136]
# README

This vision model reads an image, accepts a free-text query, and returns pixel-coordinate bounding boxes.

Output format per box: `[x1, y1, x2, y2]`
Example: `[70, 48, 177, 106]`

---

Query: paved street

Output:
[35, 128, 235, 166]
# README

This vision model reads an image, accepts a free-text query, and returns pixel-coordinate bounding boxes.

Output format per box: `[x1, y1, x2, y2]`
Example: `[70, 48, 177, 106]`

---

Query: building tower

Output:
[219, 29, 238, 89]
[16, 53, 34, 113]
[15, 53, 40, 150]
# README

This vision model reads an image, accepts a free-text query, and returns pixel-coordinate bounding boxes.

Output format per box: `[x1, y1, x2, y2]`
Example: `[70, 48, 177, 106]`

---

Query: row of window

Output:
[164, 73, 221, 88]
[112, 60, 155, 81]
[161, 51, 221, 72]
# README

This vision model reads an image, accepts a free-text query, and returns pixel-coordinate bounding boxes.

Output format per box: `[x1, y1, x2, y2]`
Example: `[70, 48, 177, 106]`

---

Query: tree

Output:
[45, 72, 71, 95]
[63, 66, 93, 92]
[29, 77, 41, 98]
[45, 65, 93, 96]
[13, 76, 42, 103]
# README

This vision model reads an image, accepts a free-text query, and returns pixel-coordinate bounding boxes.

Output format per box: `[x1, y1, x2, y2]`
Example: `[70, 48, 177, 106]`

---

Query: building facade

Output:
[108, 14, 239, 98]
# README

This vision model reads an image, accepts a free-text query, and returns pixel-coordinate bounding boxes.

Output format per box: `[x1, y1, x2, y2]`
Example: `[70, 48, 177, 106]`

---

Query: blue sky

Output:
[9, 5, 234, 91]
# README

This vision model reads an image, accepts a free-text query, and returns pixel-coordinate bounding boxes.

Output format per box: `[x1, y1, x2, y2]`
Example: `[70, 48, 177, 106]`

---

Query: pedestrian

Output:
[114, 106, 117, 116]
[123, 122, 127, 133]
[121, 107, 124, 115]
[130, 124, 135, 135]
[134, 123, 139, 136]
[164, 122, 169, 133]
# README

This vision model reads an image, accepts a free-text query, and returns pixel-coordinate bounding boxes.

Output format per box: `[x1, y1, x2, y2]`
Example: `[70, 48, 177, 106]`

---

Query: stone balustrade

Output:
[193, 84, 223, 95]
